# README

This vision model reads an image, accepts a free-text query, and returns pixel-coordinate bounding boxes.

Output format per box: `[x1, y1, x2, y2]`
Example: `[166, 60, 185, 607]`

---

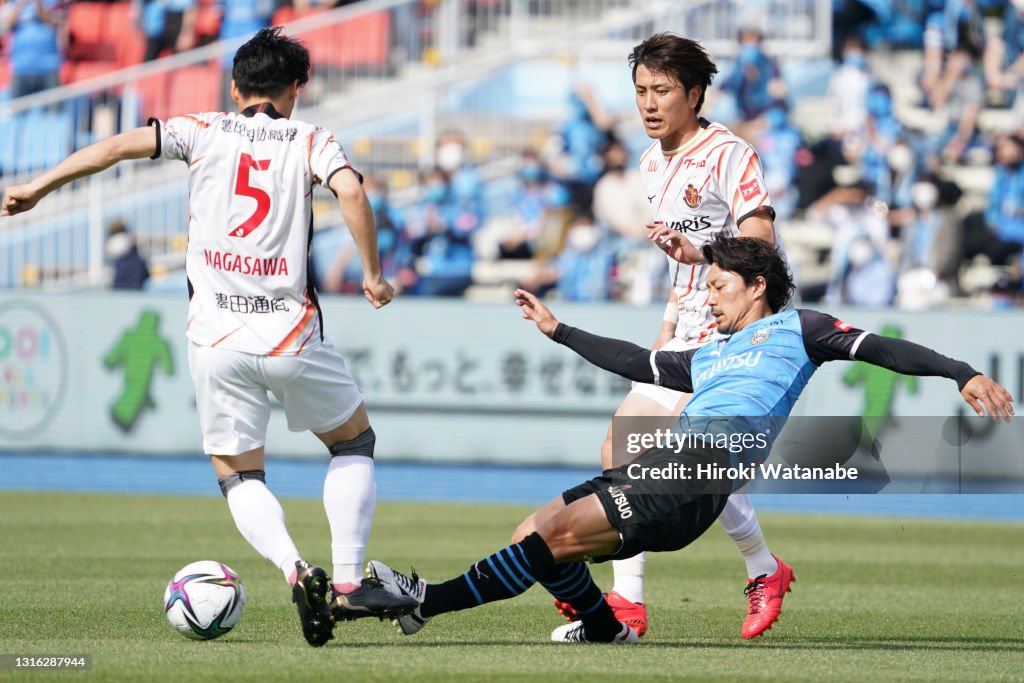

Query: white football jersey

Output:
[154, 104, 355, 355]
[639, 119, 774, 342]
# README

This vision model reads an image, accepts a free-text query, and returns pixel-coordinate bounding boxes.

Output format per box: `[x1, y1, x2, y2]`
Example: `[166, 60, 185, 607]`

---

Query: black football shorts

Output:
[562, 445, 732, 562]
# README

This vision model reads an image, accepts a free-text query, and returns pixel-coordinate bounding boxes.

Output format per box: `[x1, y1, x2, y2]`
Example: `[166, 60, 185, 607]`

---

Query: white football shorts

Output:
[628, 336, 707, 411]
[187, 337, 363, 455]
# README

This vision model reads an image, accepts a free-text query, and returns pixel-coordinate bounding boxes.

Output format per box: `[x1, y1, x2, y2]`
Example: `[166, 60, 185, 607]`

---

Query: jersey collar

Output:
[240, 102, 286, 119]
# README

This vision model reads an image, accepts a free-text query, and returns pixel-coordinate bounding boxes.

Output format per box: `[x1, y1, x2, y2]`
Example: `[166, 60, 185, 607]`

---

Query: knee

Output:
[511, 515, 538, 544]
[535, 517, 581, 562]
[328, 427, 376, 458]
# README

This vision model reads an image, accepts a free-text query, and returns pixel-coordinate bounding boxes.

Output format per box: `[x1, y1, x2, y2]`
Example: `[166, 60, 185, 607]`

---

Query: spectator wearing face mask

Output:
[719, 25, 787, 122]
[319, 175, 409, 294]
[814, 180, 897, 306]
[521, 212, 615, 302]
[473, 150, 567, 264]
[755, 105, 803, 221]
[827, 34, 872, 137]
[963, 133, 1024, 266]
[404, 167, 478, 297]
[436, 130, 484, 219]
[898, 176, 962, 281]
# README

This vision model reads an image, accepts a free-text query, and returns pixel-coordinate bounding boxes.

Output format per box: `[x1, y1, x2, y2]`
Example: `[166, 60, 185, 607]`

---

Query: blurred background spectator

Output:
[718, 24, 787, 128]
[106, 220, 151, 290]
[1, 0, 65, 98]
[135, 0, 197, 62]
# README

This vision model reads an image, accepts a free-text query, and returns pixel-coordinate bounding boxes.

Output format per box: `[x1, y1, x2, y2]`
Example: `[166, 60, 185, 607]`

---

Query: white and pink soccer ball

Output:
[164, 561, 246, 641]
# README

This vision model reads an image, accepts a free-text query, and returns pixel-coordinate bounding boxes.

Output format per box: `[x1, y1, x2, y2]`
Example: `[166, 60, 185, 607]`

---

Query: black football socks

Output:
[420, 532, 620, 641]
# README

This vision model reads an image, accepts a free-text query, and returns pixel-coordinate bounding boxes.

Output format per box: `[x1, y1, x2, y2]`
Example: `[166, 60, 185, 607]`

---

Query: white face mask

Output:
[887, 144, 914, 173]
[105, 232, 132, 260]
[567, 226, 600, 252]
[911, 182, 939, 211]
[848, 237, 875, 268]
[436, 143, 465, 172]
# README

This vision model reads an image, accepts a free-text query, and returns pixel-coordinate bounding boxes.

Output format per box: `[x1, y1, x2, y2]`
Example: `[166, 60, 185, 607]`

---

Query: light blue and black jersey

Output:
[553, 309, 980, 462]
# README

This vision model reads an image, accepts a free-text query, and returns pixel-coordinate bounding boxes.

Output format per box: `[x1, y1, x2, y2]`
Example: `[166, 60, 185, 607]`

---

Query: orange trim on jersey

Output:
[306, 133, 315, 170]
[656, 156, 687, 213]
[189, 155, 206, 167]
[676, 265, 696, 299]
[269, 304, 316, 356]
[739, 153, 760, 182]
[182, 115, 211, 128]
[684, 128, 725, 159]
[295, 324, 319, 355]
[638, 141, 660, 168]
[709, 142, 739, 184]
[210, 326, 243, 347]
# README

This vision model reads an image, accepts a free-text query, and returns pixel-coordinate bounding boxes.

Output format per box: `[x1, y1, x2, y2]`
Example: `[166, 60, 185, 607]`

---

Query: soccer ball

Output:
[164, 561, 246, 641]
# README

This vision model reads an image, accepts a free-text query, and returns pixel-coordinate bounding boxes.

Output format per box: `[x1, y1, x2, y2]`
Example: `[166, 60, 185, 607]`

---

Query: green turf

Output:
[0, 492, 1022, 682]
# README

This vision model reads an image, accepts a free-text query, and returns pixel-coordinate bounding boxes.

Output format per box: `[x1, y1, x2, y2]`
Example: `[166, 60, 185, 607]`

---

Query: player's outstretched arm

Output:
[330, 168, 394, 309]
[2, 127, 157, 217]
[515, 288, 694, 390]
[849, 331, 1013, 422]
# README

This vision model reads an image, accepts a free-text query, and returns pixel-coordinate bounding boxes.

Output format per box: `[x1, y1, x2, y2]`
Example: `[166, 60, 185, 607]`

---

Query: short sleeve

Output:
[309, 127, 359, 188]
[717, 141, 774, 226]
[652, 347, 698, 393]
[149, 115, 205, 163]
[797, 309, 870, 365]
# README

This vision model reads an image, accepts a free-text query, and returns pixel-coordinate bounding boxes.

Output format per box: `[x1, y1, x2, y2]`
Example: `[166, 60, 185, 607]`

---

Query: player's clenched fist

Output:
[514, 288, 558, 338]
[1, 184, 42, 217]
[363, 276, 395, 309]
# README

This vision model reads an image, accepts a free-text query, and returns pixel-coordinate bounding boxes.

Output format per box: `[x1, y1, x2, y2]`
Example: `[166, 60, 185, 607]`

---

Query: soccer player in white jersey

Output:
[555, 33, 793, 640]
[1, 27, 416, 647]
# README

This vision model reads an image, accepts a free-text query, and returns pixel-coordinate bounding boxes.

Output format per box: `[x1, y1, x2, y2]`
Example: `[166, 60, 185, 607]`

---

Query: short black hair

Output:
[232, 27, 310, 99]
[702, 235, 794, 313]
[629, 33, 718, 114]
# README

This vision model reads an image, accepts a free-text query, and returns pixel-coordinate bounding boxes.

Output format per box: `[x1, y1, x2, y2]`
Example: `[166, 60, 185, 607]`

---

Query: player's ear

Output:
[229, 80, 241, 107]
[751, 275, 767, 301]
[687, 85, 702, 110]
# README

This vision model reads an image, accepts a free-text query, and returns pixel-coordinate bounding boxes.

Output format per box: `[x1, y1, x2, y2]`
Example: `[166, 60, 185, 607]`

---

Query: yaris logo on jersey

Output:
[664, 216, 713, 232]
[203, 250, 290, 277]
[683, 184, 702, 209]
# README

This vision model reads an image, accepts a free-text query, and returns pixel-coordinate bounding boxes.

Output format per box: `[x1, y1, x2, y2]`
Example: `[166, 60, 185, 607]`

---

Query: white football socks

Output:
[718, 493, 779, 579]
[611, 553, 646, 604]
[323, 455, 376, 586]
[225, 479, 301, 582]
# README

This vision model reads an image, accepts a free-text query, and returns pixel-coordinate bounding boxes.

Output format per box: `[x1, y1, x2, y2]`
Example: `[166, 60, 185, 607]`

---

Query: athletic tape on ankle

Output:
[217, 469, 266, 497]
[328, 427, 376, 458]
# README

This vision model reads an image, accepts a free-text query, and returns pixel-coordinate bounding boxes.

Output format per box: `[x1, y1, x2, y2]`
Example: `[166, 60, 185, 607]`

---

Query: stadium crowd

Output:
[314, 0, 1024, 309]
[2, 0, 1024, 308]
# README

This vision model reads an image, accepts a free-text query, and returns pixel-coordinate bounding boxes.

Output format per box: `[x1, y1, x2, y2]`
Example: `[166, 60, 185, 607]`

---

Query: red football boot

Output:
[554, 590, 648, 638]
[742, 555, 795, 639]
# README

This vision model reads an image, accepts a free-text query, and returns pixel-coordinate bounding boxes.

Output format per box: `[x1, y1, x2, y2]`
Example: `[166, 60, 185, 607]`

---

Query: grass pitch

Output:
[0, 491, 1022, 682]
